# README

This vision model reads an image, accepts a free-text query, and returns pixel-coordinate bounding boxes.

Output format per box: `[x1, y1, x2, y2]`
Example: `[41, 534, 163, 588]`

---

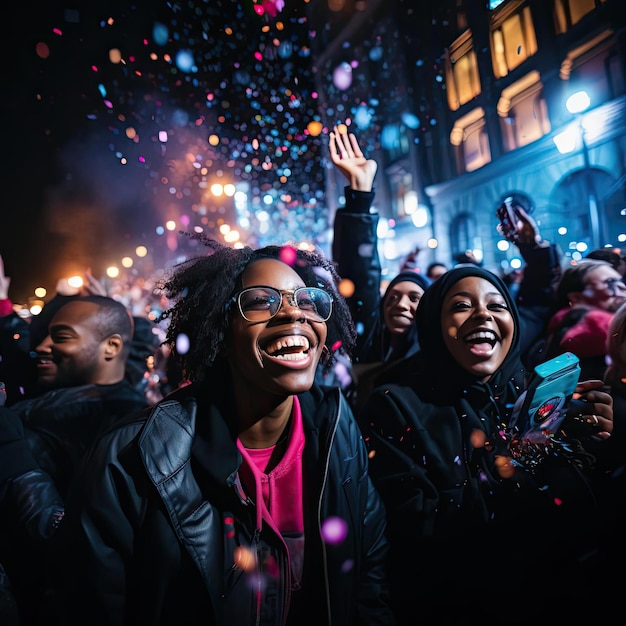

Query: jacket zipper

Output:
[316, 390, 342, 625]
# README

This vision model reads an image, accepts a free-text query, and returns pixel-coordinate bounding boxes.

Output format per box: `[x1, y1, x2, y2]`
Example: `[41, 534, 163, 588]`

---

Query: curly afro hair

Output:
[158, 235, 357, 383]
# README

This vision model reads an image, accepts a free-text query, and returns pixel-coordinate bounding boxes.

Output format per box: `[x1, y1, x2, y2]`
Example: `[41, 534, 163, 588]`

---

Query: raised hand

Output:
[329, 124, 378, 192]
[81, 268, 108, 297]
[496, 198, 544, 246]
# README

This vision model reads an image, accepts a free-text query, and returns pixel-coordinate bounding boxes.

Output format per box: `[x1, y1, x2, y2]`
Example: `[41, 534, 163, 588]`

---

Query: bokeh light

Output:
[233, 546, 255, 571]
[67, 275, 84, 290]
[5, 0, 449, 302]
[321, 516, 348, 544]
[176, 333, 190, 355]
[338, 278, 355, 298]
[279, 245, 297, 266]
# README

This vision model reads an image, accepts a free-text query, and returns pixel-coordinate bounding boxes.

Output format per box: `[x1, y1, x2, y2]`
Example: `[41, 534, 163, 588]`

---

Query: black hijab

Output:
[414, 265, 526, 419]
[360, 270, 431, 364]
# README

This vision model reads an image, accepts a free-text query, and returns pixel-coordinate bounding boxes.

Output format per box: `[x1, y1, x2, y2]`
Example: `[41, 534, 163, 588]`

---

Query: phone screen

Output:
[526, 363, 580, 427]
[512, 352, 581, 439]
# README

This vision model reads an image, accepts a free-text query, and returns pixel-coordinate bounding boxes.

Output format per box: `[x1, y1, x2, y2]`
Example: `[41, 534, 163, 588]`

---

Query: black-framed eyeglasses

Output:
[234, 286, 333, 322]
[586, 278, 626, 294]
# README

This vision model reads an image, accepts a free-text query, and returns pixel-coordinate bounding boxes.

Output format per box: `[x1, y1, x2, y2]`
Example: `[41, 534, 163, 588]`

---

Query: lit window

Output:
[450, 107, 491, 173]
[491, 6, 537, 78]
[554, 0, 599, 34]
[497, 71, 551, 150]
[445, 31, 481, 111]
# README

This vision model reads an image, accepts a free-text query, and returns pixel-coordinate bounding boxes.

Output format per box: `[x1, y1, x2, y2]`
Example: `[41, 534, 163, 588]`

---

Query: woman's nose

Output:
[396, 295, 411, 309]
[279, 294, 306, 320]
[473, 303, 492, 319]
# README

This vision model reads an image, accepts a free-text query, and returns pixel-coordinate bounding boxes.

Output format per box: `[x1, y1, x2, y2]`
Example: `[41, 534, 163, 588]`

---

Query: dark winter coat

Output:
[331, 187, 382, 363]
[359, 265, 604, 624]
[5, 381, 148, 498]
[0, 380, 148, 625]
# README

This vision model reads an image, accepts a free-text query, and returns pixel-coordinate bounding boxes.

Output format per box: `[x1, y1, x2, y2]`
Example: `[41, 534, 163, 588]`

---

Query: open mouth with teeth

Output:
[36, 356, 55, 367]
[263, 335, 312, 361]
[463, 330, 498, 354]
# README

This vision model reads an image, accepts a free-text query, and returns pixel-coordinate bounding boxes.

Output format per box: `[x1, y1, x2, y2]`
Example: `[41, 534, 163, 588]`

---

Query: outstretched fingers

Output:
[332, 125, 355, 158]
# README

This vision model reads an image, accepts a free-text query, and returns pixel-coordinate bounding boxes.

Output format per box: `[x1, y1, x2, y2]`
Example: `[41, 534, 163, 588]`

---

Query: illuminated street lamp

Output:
[553, 90, 602, 249]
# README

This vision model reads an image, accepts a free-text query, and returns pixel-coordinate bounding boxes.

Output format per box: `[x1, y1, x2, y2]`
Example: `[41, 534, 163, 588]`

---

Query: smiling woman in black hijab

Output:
[347, 270, 431, 411]
[414, 264, 524, 404]
[361, 270, 432, 363]
[358, 264, 614, 625]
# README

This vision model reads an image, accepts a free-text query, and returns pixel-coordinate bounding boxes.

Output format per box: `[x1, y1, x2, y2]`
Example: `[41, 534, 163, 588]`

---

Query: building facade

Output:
[311, 0, 626, 278]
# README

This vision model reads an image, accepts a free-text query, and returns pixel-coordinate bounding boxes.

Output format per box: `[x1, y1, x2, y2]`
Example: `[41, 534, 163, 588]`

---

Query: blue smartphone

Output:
[520, 352, 581, 434]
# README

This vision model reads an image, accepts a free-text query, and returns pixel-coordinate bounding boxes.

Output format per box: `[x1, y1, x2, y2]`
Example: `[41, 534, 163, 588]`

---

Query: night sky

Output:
[1, 0, 328, 303]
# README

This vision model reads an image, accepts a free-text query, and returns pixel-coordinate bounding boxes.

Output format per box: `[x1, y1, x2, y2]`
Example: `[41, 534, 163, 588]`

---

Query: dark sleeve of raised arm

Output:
[332, 187, 382, 357]
[516, 242, 562, 310]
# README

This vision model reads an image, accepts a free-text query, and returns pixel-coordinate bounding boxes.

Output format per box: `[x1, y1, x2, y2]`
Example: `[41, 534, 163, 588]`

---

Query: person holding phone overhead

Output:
[495, 193, 564, 369]
[357, 264, 614, 625]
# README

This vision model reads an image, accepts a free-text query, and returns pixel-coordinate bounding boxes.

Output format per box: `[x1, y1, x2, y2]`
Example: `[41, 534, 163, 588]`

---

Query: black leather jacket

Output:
[55, 382, 394, 626]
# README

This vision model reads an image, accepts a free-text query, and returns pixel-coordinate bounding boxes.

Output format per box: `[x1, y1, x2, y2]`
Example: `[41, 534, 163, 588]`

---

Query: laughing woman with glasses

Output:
[542, 259, 626, 380]
[52, 237, 395, 626]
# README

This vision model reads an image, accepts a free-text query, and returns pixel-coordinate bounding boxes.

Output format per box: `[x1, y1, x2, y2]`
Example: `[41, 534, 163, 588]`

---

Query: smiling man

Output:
[0, 295, 148, 625]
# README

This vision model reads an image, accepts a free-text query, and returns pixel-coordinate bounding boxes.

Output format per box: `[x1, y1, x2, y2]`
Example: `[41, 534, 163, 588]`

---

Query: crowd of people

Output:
[0, 123, 624, 625]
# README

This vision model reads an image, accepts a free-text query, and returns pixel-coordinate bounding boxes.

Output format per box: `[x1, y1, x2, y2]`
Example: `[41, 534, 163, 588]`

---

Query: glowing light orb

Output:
[307, 120, 323, 136]
[175, 49, 195, 73]
[494, 455, 515, 478]
[176, 333, 190, 355]
[353, 105, 373, 129]
[279, 245, 297, 266]
[401, 112, 420, 129]
[152, 22, 169, 46]
[470, 428, 486, 448]
[278, 41, 292, 59]
[109, 48, 122, 64]
[381, 125, 400, 150]
[321, 516, 348, 544]
[332, 63, 352, 90]
[369, 47, 383, 62]
[35, 42, 50, 59]
[233, 546, 255, 571]
[338, 278, 355, 298]
[67, 275, 84, 289]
